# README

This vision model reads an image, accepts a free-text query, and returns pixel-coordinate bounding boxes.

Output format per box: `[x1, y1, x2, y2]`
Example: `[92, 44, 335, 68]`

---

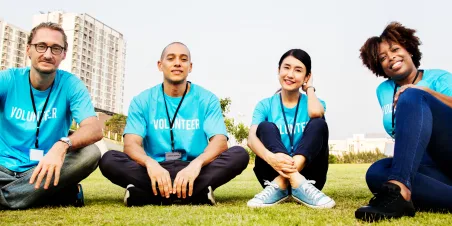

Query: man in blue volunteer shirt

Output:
[0, 22, 103, 209]
[100, 42, 249, 206]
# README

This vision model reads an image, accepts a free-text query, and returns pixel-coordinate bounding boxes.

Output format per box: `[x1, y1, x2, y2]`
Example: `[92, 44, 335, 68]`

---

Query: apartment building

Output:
[0, 19, 29, 70]
[33, 11, 126, 114]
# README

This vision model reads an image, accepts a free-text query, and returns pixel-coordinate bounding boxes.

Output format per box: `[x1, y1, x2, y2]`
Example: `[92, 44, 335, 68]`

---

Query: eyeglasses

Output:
[30, 43, 65, 55]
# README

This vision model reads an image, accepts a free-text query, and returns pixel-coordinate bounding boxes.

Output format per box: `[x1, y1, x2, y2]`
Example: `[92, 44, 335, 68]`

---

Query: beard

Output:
[35, 66, 56, 75]
[33, 61, 57, 75]
[165, 76, 186, 85]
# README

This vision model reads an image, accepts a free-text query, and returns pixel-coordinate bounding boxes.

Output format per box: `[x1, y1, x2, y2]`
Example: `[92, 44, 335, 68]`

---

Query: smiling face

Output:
[278, 55, 310, 92]
[378, 41, 416, 80]
[158, 43, 192, 85]
[27, 28, 66, 75]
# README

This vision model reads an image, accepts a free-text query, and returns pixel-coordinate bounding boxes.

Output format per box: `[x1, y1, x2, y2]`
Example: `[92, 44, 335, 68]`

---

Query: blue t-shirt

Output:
[0, 68, 96, 172]
[124, 83, 228, 162]
[251, 93, 326, 153]
[377, 69, 452, 137]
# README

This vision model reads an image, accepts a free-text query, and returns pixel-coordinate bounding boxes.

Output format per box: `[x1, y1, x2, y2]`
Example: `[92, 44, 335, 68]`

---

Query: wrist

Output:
[190, 158, 204, 168]
[306, 86, 316, 93]
[55, 141, 69, 153]
[263, 151, 275, 163]
[59, 137, 72, 150]
[145, 157, 158, 168]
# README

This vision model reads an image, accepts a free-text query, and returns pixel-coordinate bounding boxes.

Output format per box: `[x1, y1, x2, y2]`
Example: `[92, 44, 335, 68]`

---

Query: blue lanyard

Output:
[29, 74, 54, 149]
[161, 82, 189, 152]
[279, 93, 301, 152]
[391, 70, 421, 137]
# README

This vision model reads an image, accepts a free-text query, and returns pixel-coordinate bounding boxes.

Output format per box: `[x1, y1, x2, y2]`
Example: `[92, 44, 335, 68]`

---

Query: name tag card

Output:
[29, 149, 44, 161]
[165, 152, 182, 161]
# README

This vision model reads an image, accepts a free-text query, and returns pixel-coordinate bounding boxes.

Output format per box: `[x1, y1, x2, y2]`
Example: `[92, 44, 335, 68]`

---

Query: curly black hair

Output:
[359, 22, 422, 78]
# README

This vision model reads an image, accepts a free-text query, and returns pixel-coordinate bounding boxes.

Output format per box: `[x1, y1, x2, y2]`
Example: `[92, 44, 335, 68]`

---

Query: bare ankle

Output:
[388, 180, 411, 201]
[274, 176, 289, 190]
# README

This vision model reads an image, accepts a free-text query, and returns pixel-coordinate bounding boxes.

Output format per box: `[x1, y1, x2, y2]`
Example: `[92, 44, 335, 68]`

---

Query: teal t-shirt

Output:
[0, 68, 96, 172]
[124, 83, 228, 162]
[377, 69, 452, 137]
[251, 93, 326, 153]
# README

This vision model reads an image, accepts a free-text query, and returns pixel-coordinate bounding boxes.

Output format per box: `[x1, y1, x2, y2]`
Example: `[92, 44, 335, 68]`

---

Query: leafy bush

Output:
[245, 147, 256, 164]
[330, 149, 387, 164]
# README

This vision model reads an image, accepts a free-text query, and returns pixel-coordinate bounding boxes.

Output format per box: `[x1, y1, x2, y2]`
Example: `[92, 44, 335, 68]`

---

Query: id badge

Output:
[29, 149, 44, 161]
[165, 152, 182, 161]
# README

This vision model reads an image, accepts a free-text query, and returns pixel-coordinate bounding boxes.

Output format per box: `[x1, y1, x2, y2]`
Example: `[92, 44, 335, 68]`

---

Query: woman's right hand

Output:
[266, 152, 297, 178]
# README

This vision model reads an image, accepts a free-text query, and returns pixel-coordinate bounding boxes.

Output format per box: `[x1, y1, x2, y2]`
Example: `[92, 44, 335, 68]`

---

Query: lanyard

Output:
[29, 75, 55, 149]
[279, 93, 301, 152]
[391, 70, 422, 137]
[162, 82, 189, 152]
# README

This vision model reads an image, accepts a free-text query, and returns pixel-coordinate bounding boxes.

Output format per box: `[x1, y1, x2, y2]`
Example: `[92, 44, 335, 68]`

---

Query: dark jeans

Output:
[99, 146, 249, 204]
[366, 88, 452, 210]
[253, 118, 329, 190]
[0, 144, 101, 209]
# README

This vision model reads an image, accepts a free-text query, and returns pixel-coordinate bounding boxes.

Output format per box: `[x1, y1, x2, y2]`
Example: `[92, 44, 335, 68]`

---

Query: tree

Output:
[220, 97, 232, 117]
[105, 114, 127, 134]
[220, 97, 250, 145]
[234, 122, 249, 144]
[224, 118, 236, 136]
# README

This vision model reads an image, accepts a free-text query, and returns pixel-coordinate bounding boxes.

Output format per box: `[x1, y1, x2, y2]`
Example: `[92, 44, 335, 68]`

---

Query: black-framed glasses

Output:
[30, 43, 65, 55]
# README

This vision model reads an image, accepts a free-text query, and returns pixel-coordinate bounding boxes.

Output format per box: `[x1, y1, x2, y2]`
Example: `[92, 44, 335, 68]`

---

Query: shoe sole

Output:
[355, 210, 415, 222]
[247, 196, 289, 208]
[124, 184, 134, 207]
[292, 196, 336, 209]
[207, 186, 216, 205]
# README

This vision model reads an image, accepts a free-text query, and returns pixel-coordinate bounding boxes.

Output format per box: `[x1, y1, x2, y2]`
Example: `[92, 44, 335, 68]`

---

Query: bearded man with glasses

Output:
[0, 22, 103, 209]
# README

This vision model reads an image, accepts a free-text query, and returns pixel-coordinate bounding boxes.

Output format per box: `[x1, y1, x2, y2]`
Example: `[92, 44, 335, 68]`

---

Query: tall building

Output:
[32, 11, 126, 114]
[0, 19, 29, 70]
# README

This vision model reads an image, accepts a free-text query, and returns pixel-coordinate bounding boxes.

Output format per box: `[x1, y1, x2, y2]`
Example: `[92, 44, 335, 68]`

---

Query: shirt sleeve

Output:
[68, 78, 96, 123]
[320, 99, 327, 112]
[203, 94, 228, 140]
[0, 69, 12, 103]
[434, 71, 452, 97]
[123, 96, 147, 138]
[251, 100, 268, 125]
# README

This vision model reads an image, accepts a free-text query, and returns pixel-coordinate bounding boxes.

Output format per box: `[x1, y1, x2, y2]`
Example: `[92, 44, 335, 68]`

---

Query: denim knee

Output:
[366, 158, 392, 193]
[305, 118, 328, 133]
[99, 150, 120, 175]
[256, 121, 279, 134]
[397, 88, 427, 109]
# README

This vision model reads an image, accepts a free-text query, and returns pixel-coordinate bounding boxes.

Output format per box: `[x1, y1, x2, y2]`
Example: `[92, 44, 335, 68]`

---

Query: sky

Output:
[1, 0, 451, 139]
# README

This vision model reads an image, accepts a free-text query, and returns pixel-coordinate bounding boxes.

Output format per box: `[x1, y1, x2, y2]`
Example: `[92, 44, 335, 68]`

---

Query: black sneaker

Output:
[124, 184, 158, 207]
[189, 186, 216, 205]
[355, 182, 415, 222]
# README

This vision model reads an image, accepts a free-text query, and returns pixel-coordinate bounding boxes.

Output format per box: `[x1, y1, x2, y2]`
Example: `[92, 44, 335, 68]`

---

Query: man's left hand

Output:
[172, 159, 203, 199]
[29, 141, 68, 189]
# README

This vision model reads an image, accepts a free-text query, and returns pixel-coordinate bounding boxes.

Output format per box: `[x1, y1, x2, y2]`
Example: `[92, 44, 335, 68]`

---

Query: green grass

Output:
[1, 164, 451, 225]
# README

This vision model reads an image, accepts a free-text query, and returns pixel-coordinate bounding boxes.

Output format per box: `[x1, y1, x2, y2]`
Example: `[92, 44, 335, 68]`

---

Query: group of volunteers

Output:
[0, 21, 451, 222]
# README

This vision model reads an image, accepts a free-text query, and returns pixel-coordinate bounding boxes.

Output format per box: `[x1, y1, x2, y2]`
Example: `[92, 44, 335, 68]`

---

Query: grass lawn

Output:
[1, 164, 451, 225]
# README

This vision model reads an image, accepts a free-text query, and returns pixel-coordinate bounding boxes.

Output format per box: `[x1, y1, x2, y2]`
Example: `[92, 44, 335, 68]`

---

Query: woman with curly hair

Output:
[355, 22, 452, 221]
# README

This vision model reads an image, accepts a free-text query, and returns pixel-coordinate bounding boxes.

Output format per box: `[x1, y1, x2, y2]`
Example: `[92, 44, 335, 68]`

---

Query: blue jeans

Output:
[366, 88, 452, 210]
[0, 144, 101, 209]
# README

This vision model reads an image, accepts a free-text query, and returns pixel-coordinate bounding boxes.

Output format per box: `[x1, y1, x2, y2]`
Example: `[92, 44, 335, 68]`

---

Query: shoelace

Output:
[255, 180, 279, 200]
[301, 180, 326, 202]
[368, 188, 400, 207]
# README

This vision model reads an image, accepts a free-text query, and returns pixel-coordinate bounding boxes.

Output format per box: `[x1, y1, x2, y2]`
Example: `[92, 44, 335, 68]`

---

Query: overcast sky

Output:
[1, 0, 451, 139]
